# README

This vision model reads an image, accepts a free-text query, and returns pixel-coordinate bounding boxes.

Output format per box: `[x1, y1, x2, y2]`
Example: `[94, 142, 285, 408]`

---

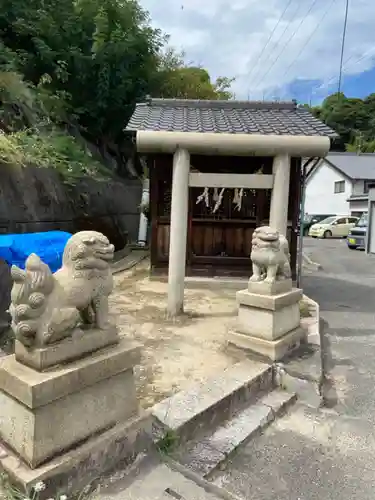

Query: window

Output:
[319, 216, 336, 224]
[334, 180, 345, 193]
[348, 217, 358, 224]
[356, 213, 368, 227]
[364, 181, 373, 194]
[336, 217, 347, 225]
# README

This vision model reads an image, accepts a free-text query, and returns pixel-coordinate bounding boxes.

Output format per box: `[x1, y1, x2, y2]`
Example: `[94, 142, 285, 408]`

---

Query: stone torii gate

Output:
[135, 130, 330, 316]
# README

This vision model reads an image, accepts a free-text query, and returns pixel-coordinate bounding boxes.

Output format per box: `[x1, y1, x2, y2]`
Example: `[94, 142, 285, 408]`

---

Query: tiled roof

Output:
[126, 98, 337, 137]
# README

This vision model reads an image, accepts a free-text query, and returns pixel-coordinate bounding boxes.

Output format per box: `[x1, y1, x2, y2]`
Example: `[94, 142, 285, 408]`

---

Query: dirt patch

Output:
[109, 259, 246, 408]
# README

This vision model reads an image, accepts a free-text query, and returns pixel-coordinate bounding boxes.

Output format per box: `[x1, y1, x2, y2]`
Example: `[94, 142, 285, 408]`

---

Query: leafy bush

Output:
[0, 134, 23, 165]
[0, 70, 111, 181]
[0, 129, 111, 181]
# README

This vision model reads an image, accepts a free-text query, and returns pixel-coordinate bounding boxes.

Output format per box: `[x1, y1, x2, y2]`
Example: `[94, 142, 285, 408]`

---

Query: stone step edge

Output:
[151, 360, 274, 446]
[111, 250, 149, 274]
[164, 455, 244, 500]
[173, 389, 297, 478]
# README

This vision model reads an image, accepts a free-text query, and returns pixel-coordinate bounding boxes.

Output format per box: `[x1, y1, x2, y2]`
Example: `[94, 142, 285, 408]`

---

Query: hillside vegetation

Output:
[2, 0, 369, 177]
[0, 0, 234, 178]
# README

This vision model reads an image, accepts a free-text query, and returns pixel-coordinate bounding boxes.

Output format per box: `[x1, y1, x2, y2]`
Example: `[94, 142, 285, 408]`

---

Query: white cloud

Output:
[140, 0, 375, 100]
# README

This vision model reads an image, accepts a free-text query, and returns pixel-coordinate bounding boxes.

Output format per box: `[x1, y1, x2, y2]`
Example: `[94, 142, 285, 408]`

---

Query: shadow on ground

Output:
[212, 403, 375, 500]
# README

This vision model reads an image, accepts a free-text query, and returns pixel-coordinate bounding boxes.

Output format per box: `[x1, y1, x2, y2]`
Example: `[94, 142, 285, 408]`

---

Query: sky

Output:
[139, 0, 375, 105]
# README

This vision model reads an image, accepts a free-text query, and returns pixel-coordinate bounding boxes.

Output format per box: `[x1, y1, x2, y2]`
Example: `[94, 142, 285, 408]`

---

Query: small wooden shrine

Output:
[126, 98, 336, 315]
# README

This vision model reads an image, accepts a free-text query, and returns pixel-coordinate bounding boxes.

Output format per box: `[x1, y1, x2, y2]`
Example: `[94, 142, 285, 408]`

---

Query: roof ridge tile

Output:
[138, 98, 297, 111]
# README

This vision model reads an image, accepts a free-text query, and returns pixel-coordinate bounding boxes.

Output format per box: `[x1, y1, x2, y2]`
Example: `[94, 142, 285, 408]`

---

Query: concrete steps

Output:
[91, 362, 296, 499]
[151, 360, 296, 479]
[151, 360, 274, 445]
[173, 389, 296, 478]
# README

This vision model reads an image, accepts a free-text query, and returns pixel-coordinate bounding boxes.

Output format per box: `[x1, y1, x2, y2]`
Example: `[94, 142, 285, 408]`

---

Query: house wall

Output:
[349, 181, 370, 215]
[305, 160, 352, 215]
[349, 200, 368, 214]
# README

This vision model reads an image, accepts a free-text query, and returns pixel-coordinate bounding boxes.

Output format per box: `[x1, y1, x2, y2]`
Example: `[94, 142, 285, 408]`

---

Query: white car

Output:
[308, 215, 359, 239]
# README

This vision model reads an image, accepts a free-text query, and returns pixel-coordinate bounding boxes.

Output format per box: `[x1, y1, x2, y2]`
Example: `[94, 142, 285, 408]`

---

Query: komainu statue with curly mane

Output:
[250, 226, 291, 283]
[9, 231, 114, 348]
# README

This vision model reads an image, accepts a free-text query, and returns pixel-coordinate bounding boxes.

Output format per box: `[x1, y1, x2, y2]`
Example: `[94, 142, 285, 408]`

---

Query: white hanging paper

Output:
[234, 188, 243, 211]
[196, 187, 210, 207]
[212, 188, 225, 213]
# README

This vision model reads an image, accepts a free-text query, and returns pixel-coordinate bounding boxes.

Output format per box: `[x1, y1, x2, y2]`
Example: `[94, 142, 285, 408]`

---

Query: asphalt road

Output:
[303, 236, 375, 282]
[212, 237, 375, 500]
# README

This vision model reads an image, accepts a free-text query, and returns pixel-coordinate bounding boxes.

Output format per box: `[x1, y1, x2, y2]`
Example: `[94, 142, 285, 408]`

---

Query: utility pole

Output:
[337, 0, 349, 96]
[357, 132, 363, 153]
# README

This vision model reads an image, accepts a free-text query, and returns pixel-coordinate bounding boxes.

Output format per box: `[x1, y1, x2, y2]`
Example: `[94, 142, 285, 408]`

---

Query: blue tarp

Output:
[0, 231, 72, 273]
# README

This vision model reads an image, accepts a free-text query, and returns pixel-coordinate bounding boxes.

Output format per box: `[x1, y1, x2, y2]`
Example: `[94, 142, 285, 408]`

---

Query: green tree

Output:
[155, 48, 234, 100]
[73, 0, 164, 141]
[0, 0, 235, 177]
[346, 136, 375, 153]
[0, 0, 164, 142]
[319, 93, 366, 148]
[306, 92, 375, 152]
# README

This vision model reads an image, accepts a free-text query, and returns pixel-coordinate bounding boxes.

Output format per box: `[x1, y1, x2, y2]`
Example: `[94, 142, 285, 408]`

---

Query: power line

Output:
[307, 35, 373, 98]
[309, 47, 375, 100]
[321, 50, 375, 92]
[337, 0, 350, 95]
[345, 48, 375, 73]
[253, 0, 321, 92]
[341, 43, 375, 71]
[244, 0, 290, 92]
[249, 0, 297, 89]
[281, 0, 337, 83]
[251, 1, 301, 90]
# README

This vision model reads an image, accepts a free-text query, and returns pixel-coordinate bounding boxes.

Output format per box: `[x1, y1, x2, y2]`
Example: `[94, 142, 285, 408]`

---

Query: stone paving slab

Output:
[91, 461, 228, 500]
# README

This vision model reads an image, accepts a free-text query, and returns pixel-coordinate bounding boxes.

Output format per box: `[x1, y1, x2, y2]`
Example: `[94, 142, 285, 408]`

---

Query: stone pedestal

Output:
[229, 279, 306, 361]
[0, 333, 150, 498]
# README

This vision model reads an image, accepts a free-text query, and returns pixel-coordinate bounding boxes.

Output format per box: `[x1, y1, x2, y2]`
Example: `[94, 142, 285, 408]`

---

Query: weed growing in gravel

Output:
[0, 476, 88, 500]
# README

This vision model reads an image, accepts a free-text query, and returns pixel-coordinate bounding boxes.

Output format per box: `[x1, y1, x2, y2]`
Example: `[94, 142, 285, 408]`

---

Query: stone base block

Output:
[236, 288, 302, 341]
[15, 325, 119, 371]
[0, 412, 152, 500]
[237, 287, 302, 311]
[0, 339, 141, 468]
[229, 327, 307, 362]
[247, 278, 292, 296]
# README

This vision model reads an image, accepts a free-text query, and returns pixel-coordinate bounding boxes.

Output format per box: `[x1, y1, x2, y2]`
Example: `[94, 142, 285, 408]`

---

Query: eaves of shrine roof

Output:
[126, 98, 337, 138]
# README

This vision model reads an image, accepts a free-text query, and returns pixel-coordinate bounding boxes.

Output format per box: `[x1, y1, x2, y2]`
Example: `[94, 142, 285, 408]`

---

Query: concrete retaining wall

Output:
[0, 164, 142, 249]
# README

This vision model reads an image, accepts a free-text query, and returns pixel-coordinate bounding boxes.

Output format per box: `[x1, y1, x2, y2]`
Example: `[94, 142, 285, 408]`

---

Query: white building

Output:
[305, 152, 375, 217]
